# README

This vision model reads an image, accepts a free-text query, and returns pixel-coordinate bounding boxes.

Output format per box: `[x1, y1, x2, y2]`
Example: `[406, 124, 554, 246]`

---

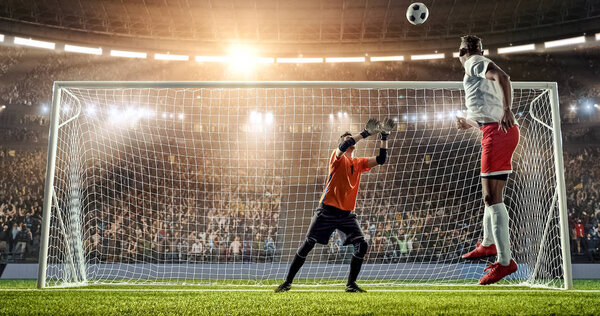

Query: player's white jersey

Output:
[462, 55, 509, 123]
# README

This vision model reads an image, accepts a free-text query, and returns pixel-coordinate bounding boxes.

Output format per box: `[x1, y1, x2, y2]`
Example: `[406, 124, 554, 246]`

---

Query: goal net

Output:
[38, 82, 572, 289]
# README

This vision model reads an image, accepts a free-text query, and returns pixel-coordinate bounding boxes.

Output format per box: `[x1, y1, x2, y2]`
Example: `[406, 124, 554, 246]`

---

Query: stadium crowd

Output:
[565, 147, 600, 262]
[0, 45, 599, 264]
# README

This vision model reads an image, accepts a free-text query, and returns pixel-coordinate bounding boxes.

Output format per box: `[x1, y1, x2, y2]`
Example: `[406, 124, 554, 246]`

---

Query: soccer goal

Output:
[38, 81, 572, 289]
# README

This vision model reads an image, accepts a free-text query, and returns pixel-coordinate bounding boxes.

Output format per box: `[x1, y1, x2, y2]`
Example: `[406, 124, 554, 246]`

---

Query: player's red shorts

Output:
[480, 123, 519, 177]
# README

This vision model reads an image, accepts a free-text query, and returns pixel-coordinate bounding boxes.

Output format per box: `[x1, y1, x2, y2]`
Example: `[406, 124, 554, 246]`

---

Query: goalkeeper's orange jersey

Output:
[319, 150, 371, 211]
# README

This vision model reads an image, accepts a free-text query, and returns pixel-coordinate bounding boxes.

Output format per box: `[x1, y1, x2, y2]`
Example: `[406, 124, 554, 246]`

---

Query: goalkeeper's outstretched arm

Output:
[366, 118, 395, 168]
[335, 118, 380, 158]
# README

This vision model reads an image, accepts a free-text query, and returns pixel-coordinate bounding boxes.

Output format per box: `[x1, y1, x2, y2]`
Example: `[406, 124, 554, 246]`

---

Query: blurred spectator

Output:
[14, 224, 32, 261]
[585, 233, 598, 262]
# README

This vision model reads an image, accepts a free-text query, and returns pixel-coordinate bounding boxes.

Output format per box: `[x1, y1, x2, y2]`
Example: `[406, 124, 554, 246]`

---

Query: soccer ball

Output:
[406, 2, 429, 25]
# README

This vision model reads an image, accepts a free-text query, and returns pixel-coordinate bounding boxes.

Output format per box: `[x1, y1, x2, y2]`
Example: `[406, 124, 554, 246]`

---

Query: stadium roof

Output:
[0, 0, 599, 55]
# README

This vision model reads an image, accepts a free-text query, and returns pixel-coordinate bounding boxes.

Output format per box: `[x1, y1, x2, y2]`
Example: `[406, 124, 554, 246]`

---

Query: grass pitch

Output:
[1, 280, 599, 315]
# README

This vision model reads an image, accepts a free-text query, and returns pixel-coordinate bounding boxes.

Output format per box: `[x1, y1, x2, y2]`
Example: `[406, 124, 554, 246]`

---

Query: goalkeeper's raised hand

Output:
[360, 118, 381, 138]
[378, 118, 396, 140]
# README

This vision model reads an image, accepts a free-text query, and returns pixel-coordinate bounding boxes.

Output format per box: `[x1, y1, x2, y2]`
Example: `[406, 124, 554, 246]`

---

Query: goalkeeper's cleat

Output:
[462, 242, 497, 259]
[478, 259, 518, 285]
[345, 282, 367, 293]
[274, 282, 291, 293]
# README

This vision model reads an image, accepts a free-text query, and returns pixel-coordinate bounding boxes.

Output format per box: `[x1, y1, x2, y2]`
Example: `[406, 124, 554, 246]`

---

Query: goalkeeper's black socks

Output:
[347, 255, 364, 285]
[285, 254, 307, 284]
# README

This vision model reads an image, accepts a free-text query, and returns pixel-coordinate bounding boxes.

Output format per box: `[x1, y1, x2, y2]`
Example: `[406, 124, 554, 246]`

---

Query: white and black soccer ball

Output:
[406, 2, 429, 25]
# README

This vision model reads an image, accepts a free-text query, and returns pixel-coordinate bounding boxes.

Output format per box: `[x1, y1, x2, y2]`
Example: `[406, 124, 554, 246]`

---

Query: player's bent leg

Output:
[346, 238, 368, 293]
[462, 242, 497, 259]
[275, 238, 317, 292]
[462, 204, 497, 259]
[462, 178, 497, 259]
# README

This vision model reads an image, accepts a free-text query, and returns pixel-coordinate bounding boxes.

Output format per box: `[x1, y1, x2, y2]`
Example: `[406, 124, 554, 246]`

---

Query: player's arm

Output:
[335, 118, 380, 158]
[485, 63, 515, 132]
[366, 118, 396, 168]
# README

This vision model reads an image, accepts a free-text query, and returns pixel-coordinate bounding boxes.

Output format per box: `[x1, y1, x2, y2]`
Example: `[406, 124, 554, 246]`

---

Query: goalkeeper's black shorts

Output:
[305, 203, 365, 246]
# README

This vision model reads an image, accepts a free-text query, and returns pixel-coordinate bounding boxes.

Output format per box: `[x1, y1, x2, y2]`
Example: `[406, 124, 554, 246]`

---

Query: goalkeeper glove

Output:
[360, 118, 380, 138]
[379, 118, 396, 141]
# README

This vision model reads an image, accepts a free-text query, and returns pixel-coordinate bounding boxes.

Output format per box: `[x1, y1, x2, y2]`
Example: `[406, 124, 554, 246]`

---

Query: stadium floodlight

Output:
[370, 56, 405, 62]
[225, 44, 274, 70]
[139, 108, 155, 118]
[249, 111, 258, 123]
[64, 44, 102, 55]
[14, 37, 55, 50]
[228, 55, 269, 66]
[108, 107, 122, 122]
[544, 36, 586, 48]
[265, 112, 274, 125]
[497, 44, 535, 54]
[325, 57, 365, 63]
[0, 34, 4, 42]
[39, 81, 572, 290]
[252, 57, 275, 64]
[452, 49, 489, 58]
[155, 53, 189, 61]
[596, 33, 600, 41]
[85, 105, 97, 116]
[410, 53, 445, 60]
[110, 50, 147, 59]
[195, 56, 228, 62]
[276, 57, 323, 63]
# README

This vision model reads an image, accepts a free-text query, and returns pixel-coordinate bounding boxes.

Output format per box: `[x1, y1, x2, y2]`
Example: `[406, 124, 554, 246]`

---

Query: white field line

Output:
[1, 288, 599, 293]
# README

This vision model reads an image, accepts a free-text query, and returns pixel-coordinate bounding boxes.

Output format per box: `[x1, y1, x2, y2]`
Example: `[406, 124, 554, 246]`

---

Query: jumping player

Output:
[455, 35, 519, 285]
[275, 118, 395, 293]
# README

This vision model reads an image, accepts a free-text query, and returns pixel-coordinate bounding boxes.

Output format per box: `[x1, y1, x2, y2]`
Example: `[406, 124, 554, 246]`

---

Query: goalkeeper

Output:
[276, 118, 396, 293]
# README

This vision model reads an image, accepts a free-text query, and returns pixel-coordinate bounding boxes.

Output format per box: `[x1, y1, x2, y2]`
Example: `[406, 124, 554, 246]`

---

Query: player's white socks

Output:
[481, 205, 494, 247]
[490, 202, 512, 266]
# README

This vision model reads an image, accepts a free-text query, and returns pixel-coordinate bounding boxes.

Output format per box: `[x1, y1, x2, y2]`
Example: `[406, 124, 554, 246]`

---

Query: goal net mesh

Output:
[42, 83, 566, 288]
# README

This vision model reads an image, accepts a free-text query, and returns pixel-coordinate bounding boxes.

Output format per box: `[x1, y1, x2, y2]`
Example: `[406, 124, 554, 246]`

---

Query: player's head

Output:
[339, 131, 355, 153]
[459, 35, 483, 65]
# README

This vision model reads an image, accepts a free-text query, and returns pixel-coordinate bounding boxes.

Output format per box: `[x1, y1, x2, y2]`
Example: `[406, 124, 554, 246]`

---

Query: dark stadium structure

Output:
[0, 0, 599, 56]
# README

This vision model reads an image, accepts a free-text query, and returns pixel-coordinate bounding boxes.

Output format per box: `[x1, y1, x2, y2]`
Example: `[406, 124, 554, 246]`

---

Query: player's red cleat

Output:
[478, 259, 518, 285]
[462, 242, 497, 259]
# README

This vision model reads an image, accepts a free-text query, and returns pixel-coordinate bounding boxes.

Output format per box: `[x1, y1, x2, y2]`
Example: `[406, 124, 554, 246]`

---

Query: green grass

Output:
[1, 280, 600, 315]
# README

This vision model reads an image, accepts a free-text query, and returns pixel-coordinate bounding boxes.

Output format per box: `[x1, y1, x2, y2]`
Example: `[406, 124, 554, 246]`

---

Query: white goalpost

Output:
[37, 81, 572, 289]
